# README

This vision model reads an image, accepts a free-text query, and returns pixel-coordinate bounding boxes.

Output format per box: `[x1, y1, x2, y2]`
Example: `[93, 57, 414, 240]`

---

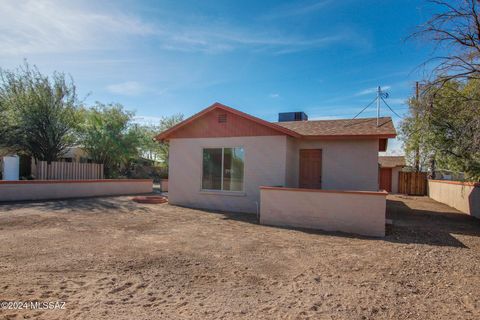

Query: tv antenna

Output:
[352, 85, 400, 127]
[376, 86, 389, 126]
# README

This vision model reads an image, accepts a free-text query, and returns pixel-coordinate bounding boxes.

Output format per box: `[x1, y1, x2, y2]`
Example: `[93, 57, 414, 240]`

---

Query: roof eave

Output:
[300, 133, 397, 140]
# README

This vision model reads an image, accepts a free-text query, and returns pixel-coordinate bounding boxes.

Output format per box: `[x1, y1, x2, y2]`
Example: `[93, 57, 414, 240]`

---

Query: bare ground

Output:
[0, 195, 479, 320]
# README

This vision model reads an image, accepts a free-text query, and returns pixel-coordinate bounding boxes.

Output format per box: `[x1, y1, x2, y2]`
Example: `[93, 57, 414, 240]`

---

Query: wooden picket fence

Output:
[398, 172, 427, 196]
[33, 161, 104, 180]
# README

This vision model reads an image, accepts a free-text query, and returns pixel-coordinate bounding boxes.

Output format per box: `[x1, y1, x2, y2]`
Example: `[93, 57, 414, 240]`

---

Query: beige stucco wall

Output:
[260, 187, 386, 237]
[62, 147, 89, 162]
[428, 180, 480, 218]
[285, 138, 379, 191]
[168, 136, 288, 213]
[391, 167, 401, 194]
[0, 180, 152, 202]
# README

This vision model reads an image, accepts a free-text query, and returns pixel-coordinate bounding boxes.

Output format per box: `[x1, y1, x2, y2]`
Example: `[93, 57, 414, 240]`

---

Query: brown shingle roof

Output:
[379, 156, 406, 168]
[274, 117, 396, 138]
[156, 102, 398, 141]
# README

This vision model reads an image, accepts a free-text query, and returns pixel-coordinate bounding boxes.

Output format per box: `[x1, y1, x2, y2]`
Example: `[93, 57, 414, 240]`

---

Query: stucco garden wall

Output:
[260, 186, 387, 237]
[0, 179, 153, 202]
[428, 180, 480, 218]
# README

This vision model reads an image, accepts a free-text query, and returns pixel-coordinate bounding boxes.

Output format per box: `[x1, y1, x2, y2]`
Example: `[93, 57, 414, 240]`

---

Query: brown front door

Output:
[379, 167, 392, 192]
[299, 149, 322, 189]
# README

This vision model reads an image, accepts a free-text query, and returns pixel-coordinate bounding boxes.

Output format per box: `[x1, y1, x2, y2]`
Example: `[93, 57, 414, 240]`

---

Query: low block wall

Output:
[260, 187, 387, 237]
[428, 180, 480, 218]
[160, 179, 168, 192]
[0, 179, 153, 202]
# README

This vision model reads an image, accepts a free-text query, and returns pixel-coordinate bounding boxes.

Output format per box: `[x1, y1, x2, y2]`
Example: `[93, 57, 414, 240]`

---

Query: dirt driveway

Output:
[0, 195, 479, 319]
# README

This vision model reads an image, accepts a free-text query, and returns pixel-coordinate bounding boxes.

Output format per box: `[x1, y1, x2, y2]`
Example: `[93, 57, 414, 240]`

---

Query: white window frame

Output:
[201, 147, 245, 193]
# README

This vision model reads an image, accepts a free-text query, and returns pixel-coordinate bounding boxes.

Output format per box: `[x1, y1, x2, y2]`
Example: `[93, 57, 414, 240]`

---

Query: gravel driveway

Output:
[0, 194, 479, 319]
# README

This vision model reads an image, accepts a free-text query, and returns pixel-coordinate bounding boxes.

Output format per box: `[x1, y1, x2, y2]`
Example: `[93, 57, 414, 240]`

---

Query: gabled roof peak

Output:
[155, 102, 301, 141]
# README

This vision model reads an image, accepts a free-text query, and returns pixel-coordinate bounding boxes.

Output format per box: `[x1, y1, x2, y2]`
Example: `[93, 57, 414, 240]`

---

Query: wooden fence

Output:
[398, 172, 427, 195]
[33, 161, 104, 180]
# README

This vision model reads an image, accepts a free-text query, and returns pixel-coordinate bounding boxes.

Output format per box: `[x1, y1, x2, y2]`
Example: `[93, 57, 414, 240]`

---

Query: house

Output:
[378, 156, 406, 193]
[58, 146, 92, 163]
[156, 102, 397, 214]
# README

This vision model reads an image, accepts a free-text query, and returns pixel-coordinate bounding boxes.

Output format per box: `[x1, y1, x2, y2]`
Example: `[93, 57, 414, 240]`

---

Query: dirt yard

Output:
[0, 195, 479, 320]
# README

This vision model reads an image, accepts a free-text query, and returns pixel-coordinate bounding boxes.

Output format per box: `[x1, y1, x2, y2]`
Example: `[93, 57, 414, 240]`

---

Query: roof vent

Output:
[278, 112, 308, 122]
[218, 113, 227, 123]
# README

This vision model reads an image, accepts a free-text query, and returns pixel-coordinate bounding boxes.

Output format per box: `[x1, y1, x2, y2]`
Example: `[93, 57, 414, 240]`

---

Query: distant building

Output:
[378, 156, 406, 193]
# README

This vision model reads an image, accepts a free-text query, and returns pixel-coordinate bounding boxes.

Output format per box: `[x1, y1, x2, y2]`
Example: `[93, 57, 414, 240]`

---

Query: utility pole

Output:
[414, 81, 420, 172]
[376, 86, 381, 127]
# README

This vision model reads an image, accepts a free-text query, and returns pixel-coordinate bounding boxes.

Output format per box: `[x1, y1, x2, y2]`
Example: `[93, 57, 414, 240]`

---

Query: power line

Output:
[351, 97, 378, 120]
[311, 87, 408, 120]
[381, 96, 403, 118]
[350, 86, 405, 124]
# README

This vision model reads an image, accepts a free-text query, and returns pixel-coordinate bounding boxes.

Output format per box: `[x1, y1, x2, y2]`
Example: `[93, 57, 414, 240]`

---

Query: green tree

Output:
[79, 103, 141, 178]
[135, 125, 164, 163]
[401, 79, 480, 181]
[133, 113, 183, 167]
[155, 114, 183, 167]
[404, 0, 480, 181]
[400, 98, 434, 172]
[0, 62, 80, 162]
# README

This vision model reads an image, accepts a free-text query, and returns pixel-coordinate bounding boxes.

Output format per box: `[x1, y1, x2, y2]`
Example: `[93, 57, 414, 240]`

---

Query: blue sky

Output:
[0, 0, 439, 154]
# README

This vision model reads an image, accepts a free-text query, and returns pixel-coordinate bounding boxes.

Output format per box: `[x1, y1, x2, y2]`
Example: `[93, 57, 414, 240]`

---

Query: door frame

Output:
[379, 167, 392, 192]
[299, 149, 323, 189]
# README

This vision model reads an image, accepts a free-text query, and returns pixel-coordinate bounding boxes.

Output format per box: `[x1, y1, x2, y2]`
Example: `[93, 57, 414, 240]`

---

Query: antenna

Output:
[350, 85, 394, 123]
[377, 86, 381, 126]
[376, 86, 389, 126]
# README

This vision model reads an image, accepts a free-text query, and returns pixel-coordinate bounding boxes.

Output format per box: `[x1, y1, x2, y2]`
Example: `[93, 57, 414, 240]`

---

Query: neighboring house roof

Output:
[156, 102, 397, 141]
[379, 156, 406, 168]
[275, 117, 396, 139]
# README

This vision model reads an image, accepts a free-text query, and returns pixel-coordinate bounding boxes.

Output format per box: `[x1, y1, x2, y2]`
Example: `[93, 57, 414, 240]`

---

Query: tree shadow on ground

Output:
[385, 198, 480, 248]
[2, 195, 479, 249]
[0, 195, 153, 214]
[212, 198, 480, 248]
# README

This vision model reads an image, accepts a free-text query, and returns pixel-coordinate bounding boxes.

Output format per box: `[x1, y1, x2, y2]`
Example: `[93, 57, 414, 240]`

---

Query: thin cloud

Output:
[262, 0, 332, 20]
[0, 0, 365, 56]
[387, 98, 407, 105]
[106, 81, 146, 96]
[269, 93, 280, 98]
[154, 26, 347, 54]
[0, 0, 154, 55]
[355, 86, 391, 96]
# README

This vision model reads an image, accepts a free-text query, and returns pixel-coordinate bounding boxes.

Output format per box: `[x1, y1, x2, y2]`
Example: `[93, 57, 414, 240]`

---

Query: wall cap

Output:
[260, 186, 388, 196]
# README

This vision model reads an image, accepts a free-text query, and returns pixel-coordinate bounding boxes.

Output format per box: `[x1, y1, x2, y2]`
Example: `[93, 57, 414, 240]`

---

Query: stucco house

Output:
[156, 102, 397, 214]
